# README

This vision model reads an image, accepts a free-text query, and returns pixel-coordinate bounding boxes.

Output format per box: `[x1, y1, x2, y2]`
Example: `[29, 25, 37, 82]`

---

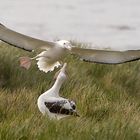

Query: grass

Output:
[0, 43, 140, 140]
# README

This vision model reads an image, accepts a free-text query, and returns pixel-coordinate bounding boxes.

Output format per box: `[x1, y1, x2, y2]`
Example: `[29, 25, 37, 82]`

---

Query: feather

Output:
[71, 47, 140, 64]
[0, 23, 55, 51]
[36, 56, 61, 73]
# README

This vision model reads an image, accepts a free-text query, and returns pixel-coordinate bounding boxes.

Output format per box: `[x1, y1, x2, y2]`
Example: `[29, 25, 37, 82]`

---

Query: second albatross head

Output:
[54, 63, 68, 81]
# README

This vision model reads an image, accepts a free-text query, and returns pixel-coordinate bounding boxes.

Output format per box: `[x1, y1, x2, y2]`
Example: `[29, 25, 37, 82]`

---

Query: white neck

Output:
[44, 76, 65, 97]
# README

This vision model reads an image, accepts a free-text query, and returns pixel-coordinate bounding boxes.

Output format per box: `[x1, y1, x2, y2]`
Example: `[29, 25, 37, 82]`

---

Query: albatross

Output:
[37, 63, 79, 120]
[0, 23, 140, 73]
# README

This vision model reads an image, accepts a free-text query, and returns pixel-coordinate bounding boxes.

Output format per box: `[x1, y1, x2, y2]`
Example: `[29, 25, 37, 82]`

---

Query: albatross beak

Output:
[66, 42, 73, 51]
[60, 63, 67, 73]
[67, 45, 72, 50]
[53, 63, 68, 80]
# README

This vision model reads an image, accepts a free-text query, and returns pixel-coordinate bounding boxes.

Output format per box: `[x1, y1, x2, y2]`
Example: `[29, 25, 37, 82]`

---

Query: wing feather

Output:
[44, 100, 75, 115]
[0, 23, 55, 51]
[71, 47, 140, 64]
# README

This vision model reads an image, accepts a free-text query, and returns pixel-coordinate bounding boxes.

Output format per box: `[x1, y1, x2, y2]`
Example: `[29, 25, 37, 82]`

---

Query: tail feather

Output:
[36, 57, 61, 73]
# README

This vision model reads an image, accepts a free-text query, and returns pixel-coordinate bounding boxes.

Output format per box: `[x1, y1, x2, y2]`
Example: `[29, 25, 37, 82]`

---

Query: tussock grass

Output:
[0, 43, 140, 140]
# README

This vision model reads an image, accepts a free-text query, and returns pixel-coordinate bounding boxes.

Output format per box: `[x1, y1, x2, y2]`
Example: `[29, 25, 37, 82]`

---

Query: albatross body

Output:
[0, 23, 140, 73]
[19, 40, 71, 73]
[37, 63, 79, 120]
[33, 43, 68, 73]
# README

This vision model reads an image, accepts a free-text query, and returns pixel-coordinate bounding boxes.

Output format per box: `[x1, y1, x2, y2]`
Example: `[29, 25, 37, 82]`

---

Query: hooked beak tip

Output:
[67, 46, 72, 50]
[61, 63, 67, 71]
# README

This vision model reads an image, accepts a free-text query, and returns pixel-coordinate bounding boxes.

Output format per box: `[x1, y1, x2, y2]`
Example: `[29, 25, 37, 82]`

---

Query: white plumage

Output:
[37, 63, 79, 120]
[0, 23, 140, 73]
[34, 40, 70, 73]
[36, 52, 61, 73]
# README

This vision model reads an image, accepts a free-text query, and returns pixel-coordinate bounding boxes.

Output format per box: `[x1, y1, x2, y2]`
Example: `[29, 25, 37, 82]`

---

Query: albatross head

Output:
[54, 63, 68, 81]
[56, 40, 72, 50]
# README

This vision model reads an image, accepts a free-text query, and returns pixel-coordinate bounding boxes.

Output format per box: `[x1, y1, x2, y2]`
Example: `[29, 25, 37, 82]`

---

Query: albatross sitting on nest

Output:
[0, 23, 140, 73]
[37, 63, 79, 120]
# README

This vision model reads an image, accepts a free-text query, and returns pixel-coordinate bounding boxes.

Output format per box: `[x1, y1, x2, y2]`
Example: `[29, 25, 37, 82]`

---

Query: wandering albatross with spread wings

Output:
[0, 23, 140, 73]
[37, 63, 79, 120]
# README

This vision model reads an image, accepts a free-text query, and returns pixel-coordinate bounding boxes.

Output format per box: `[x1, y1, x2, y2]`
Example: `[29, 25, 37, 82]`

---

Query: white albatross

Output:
[37, 63, 79, 120]
[0, 23, 140, 73]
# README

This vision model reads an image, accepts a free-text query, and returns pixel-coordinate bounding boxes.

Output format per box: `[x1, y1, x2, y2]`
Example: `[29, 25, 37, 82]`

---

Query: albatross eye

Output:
[63, 43, 66, 45]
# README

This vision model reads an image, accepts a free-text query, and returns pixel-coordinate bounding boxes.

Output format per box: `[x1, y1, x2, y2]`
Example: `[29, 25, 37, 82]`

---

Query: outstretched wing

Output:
[71, 47, 140, 64]
[44, 100, 75, 115]
[0, 23, 55, 51]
